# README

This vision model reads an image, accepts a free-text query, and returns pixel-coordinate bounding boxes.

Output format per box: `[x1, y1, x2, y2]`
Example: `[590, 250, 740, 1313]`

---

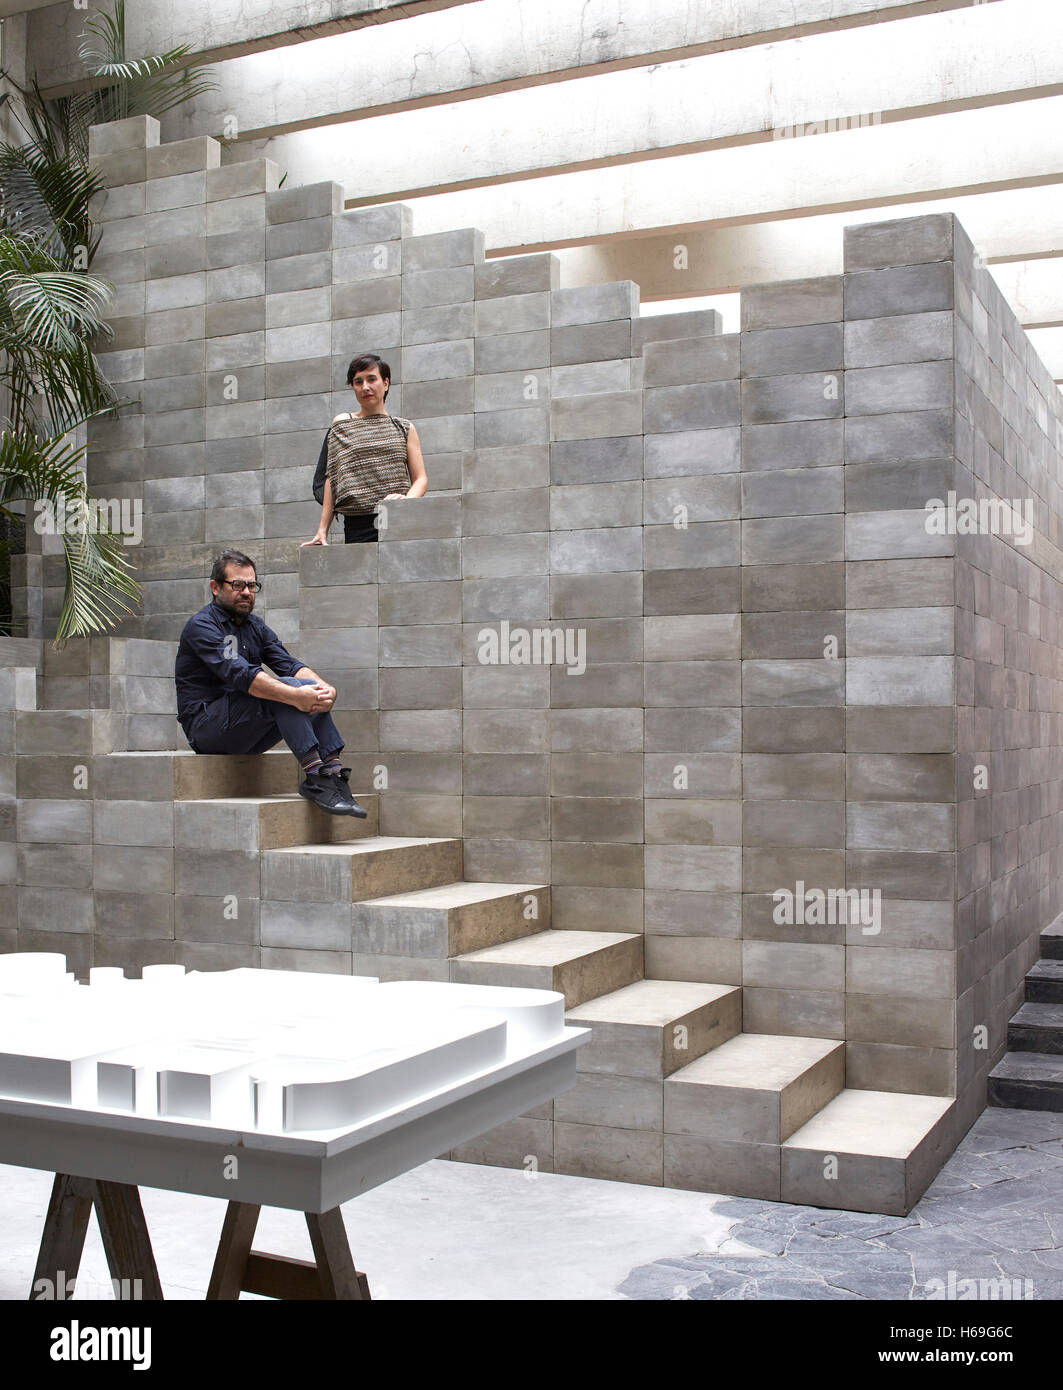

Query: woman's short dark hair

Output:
[346, 353, 391, 399]
[211, 549, 257, 585]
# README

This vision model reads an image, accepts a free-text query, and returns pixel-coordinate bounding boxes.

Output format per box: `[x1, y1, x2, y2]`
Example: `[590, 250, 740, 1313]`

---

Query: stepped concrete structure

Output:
[4, 113, 1063, 1213]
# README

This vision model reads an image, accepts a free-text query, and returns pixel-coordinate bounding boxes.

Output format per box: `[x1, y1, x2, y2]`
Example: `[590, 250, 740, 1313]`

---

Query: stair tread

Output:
[669, 1032, 841, 1090]
[783, 1088, 953, 1156]
[456, 929, 639, 966]
[1028, 960, 1063, 981]
[1011, 1001, 1063, 1027]
[269, 836, 458, 856]
[567, 978, 738, 1025]
[358, 881, 546, 908]
[990, 1052, 1063, 1081]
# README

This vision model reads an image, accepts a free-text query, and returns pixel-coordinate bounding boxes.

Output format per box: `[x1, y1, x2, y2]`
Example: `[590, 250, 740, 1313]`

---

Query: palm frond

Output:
[0, 424, 140, 643]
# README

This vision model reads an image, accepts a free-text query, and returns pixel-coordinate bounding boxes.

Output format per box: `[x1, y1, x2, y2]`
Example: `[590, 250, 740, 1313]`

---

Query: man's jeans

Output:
[186, 678, 343, 761]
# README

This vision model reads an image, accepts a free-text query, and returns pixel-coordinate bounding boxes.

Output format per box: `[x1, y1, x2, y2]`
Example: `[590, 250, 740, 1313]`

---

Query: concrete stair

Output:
[664, 1034, 845, 1145]
[451, 930, 643, 1010]
[1024, 959, 1063, 1004]
[352, 881, 548, 958]
[72, 742, 962, 1210]
[781, 1089, 955, 1216]
[988, 917, 1063, 1113]
[264, 836, 464, 902]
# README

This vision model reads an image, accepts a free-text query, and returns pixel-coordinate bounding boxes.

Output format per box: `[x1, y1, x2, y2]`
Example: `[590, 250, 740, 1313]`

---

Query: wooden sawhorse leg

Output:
[206, 1201, 371, 1300]
[30, 1173, 164, 1301]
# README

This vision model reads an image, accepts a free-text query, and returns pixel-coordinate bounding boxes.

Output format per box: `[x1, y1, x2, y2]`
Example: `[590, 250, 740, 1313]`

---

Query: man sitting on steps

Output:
[175, 549, 366, 817]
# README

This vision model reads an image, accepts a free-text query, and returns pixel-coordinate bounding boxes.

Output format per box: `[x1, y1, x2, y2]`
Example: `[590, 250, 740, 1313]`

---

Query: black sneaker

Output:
[333, 767, 368, 818]
[299, 770, 366, 817]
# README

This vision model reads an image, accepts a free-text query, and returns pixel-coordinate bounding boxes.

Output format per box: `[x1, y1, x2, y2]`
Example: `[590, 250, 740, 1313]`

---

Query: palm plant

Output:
[0, 232, 137, 642]
[0, 1, 216, 642]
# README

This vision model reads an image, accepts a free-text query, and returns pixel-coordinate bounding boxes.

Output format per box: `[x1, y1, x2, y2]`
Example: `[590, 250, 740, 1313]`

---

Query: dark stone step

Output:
[987, 1052, 1063, 1113]
[1042, 918, 1063, 961]
[1026, 959, 1063, 1004]
[1007, 1002, 1063, 1054]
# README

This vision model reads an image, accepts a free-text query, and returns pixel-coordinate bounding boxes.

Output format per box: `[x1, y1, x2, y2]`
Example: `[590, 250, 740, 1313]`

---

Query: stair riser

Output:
[1041, 935, 1063, 961]
[174, 754, 297, 800]
[1007, 1024, 1063, 1054]
[352, 891, 548, 959]
[1026, 978, 1063, 1005]
[451, 935, 643, 1010]
[351, 843, 464, 901]
[263, 841, 463, 904]
[176, 797, 379, 851]
[570, 993, 742, 1080]
[988, 1077, 1063, 1112]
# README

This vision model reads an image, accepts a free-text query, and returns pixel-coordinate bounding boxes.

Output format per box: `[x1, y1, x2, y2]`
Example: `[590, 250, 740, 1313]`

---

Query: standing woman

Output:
[303, 354, 427, 546]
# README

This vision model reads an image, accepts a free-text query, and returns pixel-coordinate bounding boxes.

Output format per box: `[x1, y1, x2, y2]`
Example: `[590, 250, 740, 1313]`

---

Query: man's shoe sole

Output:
[298, 783, 368, 817]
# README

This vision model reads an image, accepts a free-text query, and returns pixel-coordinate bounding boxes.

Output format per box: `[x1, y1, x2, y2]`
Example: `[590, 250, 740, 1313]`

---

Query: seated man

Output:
[175, 549, 366, 817]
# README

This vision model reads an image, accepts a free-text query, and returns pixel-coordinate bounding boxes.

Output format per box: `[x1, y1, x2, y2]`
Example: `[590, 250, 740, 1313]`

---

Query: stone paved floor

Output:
[1, 1106, 1059, 1300]
[621, 1106, 1063, 1300]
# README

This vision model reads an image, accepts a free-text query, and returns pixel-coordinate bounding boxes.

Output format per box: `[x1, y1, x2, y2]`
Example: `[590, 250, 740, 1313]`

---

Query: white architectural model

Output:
[0, 954, 585, 1136]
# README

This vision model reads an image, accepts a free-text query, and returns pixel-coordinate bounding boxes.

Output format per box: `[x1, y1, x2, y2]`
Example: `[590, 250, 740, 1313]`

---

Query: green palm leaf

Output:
[0, 425, 139, 644]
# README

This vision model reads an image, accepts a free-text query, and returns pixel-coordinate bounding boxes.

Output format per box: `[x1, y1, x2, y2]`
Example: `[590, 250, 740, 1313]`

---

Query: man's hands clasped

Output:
[293, 681, 337, 714]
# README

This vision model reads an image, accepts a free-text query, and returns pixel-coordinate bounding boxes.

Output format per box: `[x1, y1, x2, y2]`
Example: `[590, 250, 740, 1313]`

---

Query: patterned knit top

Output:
[326, 413, 411, 514]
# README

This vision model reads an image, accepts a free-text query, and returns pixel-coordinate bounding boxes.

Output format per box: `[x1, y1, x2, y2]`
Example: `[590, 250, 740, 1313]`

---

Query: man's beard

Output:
[218, 593, 254, 622]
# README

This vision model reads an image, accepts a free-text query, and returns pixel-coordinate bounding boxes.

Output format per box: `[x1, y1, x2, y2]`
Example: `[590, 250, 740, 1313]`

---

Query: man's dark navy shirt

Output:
[174, 598, 305, 733]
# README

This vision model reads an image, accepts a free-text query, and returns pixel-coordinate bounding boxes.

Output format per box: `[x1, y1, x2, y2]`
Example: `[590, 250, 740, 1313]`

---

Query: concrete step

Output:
[1041, 915, 1063, 961]
[351, 881, 549, 959]
[1007, 1001, 1063, 1054]
[1025, 959, 1063, 1004]
[95, 750, 296, 800]
[263, 835, 463, 903]
[664, 1033, 843, 1145]
[781, 1088, 955, 1216]
[566, 979, 741, 1078]
[988, 1052, 1063, 1112]
[451, 929, 643, 1009]
[176, 793, 379, 852]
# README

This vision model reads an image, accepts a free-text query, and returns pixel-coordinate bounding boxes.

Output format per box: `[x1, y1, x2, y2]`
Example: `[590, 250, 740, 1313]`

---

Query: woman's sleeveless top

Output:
[327, 413, 411, 513]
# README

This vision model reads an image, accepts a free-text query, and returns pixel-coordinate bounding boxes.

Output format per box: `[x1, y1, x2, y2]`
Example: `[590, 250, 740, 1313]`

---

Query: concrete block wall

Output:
[7, 118, 1063, 1156]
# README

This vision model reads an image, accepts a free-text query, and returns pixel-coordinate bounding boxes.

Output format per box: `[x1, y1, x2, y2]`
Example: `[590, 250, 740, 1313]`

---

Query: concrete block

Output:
[643, 335, 738, 387]
[475, 292, 550, 337]
[742, 323, 842, 378]
[645, 708, 741, 753]
[844, 214, 956, 272]
[844, 409, 954, 463]
[266, 251, 332, 294]
[643, 522, 739, 570]
[552, 282, 638, 326]
[742, 372, 843, 424]
[551, 436, 644, 485]
[551, 572, 643, 618]
[845, 262, 954, 320]
[475, 329, 550, 373]
[550, 527, 642, 574]
[844, 311, 953, 368]
[846, 361, 953, 415]
[402, 301, 475, 345]
[742, 660, 845, 707]
[641, 564, 744, 614]
[551, 320, 632, 365]
[404, 228, 484, 271]
[475, 407, 549, 448]
[333, 205, 411, 245]
[847, 656, 955, 706]
[644, 382, 739, 433]
[474, 254, 559, 298]
[402, 265, 473, 309]
[552, 392, 641, 441]
[741, 467, 842, 517]
[741, 277, 842, 330]
[265, 181, 344, 224]
[742, 515, 843, 565]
